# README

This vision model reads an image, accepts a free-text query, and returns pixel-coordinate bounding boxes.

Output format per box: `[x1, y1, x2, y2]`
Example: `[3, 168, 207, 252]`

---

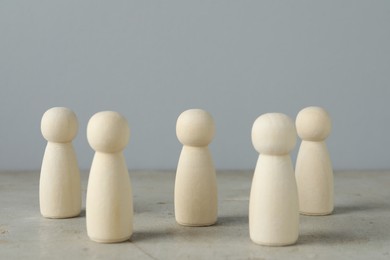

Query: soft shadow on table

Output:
[217, 215, 248, 226]
[334, 202, 389, 215]
[297, 231, 369, 246]
[132, 229, 171, 242]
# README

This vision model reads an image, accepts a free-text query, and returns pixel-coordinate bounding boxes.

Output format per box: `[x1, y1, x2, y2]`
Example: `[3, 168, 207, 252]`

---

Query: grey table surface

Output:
[0, 170, 389, 259]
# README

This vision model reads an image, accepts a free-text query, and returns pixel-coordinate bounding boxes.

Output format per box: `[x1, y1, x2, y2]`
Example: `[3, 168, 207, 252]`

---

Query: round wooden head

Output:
[176, 109, 215, 147]
[87, 111, 130, 153]
[41, 107, 78, 143]
[252, 113, 297, 155]
[296, 106, 331, 141]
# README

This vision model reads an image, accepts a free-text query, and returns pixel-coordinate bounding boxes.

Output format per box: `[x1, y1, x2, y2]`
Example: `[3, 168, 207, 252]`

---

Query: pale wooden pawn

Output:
[249, 113, 299, 246]
[40, 107, 81, 218]
[295, 106, 334, 215]
[175, 109, 217, 226]
[86, 111, 133, 243]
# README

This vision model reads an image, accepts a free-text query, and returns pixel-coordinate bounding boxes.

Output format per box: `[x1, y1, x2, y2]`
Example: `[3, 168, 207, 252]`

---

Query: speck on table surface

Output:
[0, 170, 389, 259]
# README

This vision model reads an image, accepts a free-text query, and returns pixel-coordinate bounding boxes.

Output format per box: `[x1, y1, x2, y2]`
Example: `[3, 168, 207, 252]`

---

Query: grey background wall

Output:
[1, 1, 389, 171]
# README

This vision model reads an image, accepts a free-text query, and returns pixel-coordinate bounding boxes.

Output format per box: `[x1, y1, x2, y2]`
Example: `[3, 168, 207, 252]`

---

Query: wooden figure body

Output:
[295, 106, 333, 216]
[249, 113, 299, 246]
[86, 111, 133, 243]
[40, 107, 81, 219]
[175, 109, 217, 226]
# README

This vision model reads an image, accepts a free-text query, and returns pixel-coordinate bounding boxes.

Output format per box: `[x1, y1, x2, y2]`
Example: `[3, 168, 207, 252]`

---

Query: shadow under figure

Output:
[297, 230, 369, 246]
[334, 202, 389, 215]
[217, 215, 248, 227]
[131, 229, 172, 242]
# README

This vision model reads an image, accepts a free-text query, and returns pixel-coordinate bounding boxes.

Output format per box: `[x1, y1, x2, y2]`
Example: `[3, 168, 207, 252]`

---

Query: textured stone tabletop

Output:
[1, 170, 389, 259]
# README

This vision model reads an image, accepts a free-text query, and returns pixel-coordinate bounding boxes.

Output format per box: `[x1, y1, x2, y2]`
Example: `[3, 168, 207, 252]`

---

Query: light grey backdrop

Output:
[1, 1, 389, 170]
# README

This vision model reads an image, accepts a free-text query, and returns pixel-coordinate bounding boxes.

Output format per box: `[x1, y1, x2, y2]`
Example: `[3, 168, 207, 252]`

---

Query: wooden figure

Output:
[86, 111, 133, 243]
[249, 113, 299, 246]
[174, 109, 218, 226]
[40, 107, 81, 218]
[295, 106, 334, 215]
